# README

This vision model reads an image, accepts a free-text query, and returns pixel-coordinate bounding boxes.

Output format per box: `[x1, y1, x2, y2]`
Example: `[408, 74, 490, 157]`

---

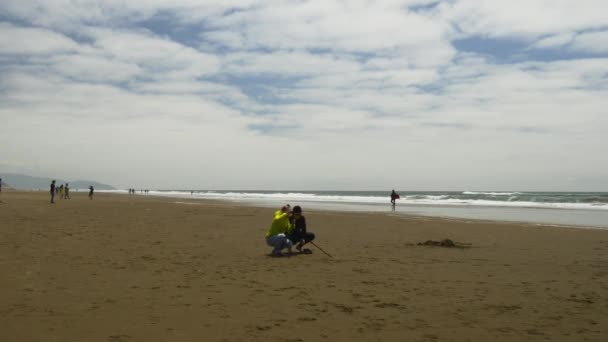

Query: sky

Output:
[1, 0, 607, 190]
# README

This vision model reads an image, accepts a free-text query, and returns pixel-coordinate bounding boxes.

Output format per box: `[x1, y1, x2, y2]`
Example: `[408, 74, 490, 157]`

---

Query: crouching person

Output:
[288, 205, 315, 253]
[265, 204, 294, 257]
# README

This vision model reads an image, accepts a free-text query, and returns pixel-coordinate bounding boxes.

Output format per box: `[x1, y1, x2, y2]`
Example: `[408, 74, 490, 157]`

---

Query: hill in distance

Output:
[0, 173, 115, 190]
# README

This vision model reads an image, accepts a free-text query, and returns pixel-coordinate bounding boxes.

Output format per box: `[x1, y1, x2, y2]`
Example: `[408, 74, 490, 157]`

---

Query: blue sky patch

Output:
[138, 11, 208, 48]
[454, 35, 608, 63]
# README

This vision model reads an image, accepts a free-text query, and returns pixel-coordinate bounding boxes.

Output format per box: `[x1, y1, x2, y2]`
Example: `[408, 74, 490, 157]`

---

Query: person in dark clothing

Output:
[390, 189, 399, 205]
[50, 180, 56, 204]
[88, 185, 94, 200]
[390, 189, 400, 211]
[288, 205, 315, 252]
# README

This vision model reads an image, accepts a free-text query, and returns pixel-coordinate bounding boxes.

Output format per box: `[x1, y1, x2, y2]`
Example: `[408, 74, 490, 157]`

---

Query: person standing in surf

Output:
[88, 185, 94, 200]
[390, 189, 400, 210]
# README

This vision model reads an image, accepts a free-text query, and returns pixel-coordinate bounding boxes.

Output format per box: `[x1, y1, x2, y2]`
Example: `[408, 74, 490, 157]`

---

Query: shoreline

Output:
[5, 189, 608, 230]
[172, 198, 606, 232]
[112, 190, 608, 230]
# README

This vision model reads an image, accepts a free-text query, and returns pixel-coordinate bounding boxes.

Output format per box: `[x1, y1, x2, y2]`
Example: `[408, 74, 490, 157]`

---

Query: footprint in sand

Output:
[374, 302, 402, 309]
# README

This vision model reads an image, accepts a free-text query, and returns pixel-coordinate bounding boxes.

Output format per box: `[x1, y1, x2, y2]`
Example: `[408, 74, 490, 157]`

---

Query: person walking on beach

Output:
[59, 184, 64, 199]
[287, 205, 315, 253]
[50, 180, 56, 204]
[265, 204, 294, 257]
[65, 183, 71, 199]
[88, 185, 94, 200]
[0, 177, 3, 193]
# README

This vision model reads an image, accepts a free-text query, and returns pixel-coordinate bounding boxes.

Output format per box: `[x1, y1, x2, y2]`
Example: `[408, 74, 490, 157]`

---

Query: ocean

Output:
[100, 190, 608, 229]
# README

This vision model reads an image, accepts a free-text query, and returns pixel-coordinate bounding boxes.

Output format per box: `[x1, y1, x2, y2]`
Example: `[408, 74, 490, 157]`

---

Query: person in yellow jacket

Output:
[265, 204, 294, 257]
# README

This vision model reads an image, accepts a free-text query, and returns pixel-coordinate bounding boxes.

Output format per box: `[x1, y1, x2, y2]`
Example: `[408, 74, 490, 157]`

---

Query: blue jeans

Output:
[266, 234, 292, 254]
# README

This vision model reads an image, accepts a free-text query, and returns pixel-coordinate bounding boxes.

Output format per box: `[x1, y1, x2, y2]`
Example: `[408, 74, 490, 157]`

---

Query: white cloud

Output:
[222, 51, 361, 76]
[86, 28, 221, 79]
[530, 30, 608, 54]
[0, 23, 78, 55]
[50, 54, 142, 82]
[441, 0, 608, 39]
[570, 30, 608, 53]
[203, 1, 455, 69]
[531, 33, 575, 49]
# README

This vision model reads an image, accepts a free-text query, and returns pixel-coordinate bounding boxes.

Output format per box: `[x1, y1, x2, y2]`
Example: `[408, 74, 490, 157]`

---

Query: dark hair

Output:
[293, 205, 302, 213]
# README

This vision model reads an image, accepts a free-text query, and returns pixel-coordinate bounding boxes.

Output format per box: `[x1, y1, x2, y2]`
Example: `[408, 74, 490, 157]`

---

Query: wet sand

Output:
[1, 191, 607, 341]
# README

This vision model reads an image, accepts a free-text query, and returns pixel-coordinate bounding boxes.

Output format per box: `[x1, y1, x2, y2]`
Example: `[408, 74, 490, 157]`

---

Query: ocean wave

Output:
[462, 191, 522, 196]
[102, 190, 608, 211]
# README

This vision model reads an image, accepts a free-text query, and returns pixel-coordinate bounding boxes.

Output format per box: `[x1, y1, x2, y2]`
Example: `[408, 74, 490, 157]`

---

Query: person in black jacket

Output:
[288, 205, 315, 252]
[50, 180, 56, 204]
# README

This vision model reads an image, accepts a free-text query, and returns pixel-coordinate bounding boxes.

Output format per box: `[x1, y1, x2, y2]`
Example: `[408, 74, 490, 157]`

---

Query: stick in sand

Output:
[310, 241, 333, 258]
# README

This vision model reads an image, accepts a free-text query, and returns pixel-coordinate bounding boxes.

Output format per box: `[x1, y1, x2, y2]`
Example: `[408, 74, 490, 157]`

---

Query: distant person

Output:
[390, 189, 400, 210]
[50, 180, 56, 204]
[65, 183, 71, 199]
[59, 184, 65, 199]
[265, 204, 293, 257]
[88, 185, 94, 200]
[0, 177, 3, 193]
[287, 205, 315, 253]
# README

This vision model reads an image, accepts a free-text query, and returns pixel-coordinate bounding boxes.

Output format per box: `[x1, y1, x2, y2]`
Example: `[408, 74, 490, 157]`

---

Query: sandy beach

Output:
[1, 191, 607, 341]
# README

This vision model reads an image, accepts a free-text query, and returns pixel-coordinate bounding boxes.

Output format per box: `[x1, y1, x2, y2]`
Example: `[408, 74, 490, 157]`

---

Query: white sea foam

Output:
[462, 191, 522, 196]
[97, 190, 608, 211]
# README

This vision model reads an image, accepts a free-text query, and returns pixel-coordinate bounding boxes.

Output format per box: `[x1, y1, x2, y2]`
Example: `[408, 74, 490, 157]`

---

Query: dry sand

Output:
[1, 191, 607, 341]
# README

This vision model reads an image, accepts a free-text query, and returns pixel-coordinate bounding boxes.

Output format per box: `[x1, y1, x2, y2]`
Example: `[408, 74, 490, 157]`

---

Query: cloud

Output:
[1, 1, 607, 189]
[86, 28, 221, 79]
[0, 23, 79, 55]
[442, 0, 608, 39]
[570, 30, 608, 53]
[530, 30, 608, 54]
[50, 54, 143, 82]
[531, 33, 575, 49]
